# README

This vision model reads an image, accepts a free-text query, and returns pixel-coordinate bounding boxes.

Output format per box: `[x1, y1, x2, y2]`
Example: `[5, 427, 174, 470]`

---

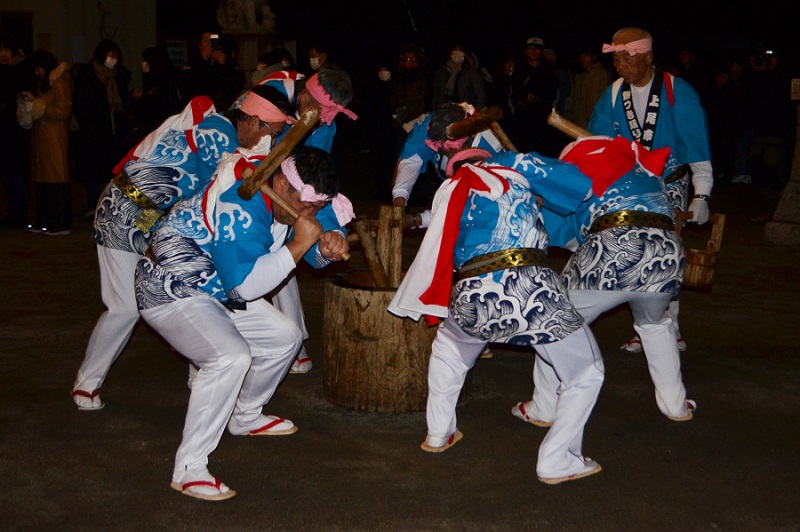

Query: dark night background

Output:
[157, 0, 800, 75]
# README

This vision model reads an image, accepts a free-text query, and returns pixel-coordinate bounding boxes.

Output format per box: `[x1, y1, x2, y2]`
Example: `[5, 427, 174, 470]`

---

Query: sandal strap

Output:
[72, 389, 100, 399]
[250, 417, 286, 435]
[182, 478, 222, 492]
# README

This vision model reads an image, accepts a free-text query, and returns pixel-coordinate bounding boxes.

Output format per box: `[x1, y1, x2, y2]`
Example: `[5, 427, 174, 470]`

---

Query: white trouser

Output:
[74, 245, 141, 393]
[668, 299, 681, 337]
[140, 296, 302, 480]
[533, 323, 604, 477]
[270, 273, 308, 358]
[425, 317, 604, 477]
[533, 290, 689, 419]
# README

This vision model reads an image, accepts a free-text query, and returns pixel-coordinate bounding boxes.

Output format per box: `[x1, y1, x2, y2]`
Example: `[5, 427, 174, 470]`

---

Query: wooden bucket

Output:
[676, 212, 726, 292]
[323, 270, 440, 412]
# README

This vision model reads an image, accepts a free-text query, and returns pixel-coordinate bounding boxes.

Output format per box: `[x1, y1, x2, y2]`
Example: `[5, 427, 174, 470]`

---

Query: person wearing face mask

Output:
[307, 43, 329, 74]
[364, 58, 397, 201]
[431, 43, 486, 111]
[274, 47, 297, 72]
[184, 31, 246, 113]
[73, 39, 135, 218]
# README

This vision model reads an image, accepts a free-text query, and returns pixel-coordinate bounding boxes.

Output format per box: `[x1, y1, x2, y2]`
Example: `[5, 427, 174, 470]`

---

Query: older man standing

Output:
[587, 27, 713, 354]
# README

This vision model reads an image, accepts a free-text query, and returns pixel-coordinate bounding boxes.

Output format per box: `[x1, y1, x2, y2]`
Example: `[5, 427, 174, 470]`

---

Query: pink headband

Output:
[304, 74, 358, 125]
[424, 136, 467, 153]
[279, 157, 354, 225]
[445, 148, 491, 176]
[602, 38, 652, 56]
[241, 91, 291, 123]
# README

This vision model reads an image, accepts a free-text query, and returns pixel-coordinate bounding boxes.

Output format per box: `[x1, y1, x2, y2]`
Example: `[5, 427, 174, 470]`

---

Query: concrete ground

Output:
[2, 173, 800, 531]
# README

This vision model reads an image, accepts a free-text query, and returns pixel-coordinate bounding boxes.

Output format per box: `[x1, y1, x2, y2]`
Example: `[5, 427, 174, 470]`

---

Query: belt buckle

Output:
[134, 208, 163, 232]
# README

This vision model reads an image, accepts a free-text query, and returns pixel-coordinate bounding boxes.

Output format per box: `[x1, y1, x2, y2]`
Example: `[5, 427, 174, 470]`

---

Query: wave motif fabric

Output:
[133, 192, 227, 310]
[450, 265, 583, 345]
[92, 117, 235, 254]
[562, 226, 684, 295]
[454, 170, 549, 265]
[134, 231, 222, 311]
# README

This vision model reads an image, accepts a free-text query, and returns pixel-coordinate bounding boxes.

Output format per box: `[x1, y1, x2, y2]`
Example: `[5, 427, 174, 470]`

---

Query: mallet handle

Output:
[237, 108, 320, 201]
[547, 109, 592, 140]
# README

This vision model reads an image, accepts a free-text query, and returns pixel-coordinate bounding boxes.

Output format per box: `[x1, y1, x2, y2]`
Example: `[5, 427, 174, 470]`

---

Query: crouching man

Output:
[135, 145, 353, 500]
[388, 146, 605, 484]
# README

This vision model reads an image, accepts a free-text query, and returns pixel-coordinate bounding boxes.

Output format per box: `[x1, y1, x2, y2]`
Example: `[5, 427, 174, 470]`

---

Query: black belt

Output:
[456, 248, 547, 281]
[589, 210, 675, 234]
[223, 300, 247, 312]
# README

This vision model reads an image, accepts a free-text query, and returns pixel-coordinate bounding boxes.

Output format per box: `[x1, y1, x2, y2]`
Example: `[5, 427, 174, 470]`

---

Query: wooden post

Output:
[389, 206, 404, 287]
[323, 271, 439, 412]
[376, 205, 392, 276]
[353, 217, 389, 288]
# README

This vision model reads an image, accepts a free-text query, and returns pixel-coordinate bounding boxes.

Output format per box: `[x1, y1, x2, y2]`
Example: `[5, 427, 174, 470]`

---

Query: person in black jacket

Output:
[183, 31, 246, 113]
[130, 46, 184, 143]
[72, 39, 135, 217]
[0, 34, 31, 229]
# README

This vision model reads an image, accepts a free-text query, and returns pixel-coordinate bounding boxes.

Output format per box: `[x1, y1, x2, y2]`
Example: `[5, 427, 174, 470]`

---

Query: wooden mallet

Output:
[238, 107, 321, 201]
[237, 107, 350, 260]
[446, 106, 504, 141]
[547, 108, 592, 140]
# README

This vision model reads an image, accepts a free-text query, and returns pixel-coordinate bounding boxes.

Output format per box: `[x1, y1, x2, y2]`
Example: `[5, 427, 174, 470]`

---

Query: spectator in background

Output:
[0, 34, 31, 229]
[512, 37, 559, 156]
[307, 41, 330, 74]
[389, 43, 432, 143]
[745, 45, 795, 223]
[729, 53, 755, 185]
[251, 48, 288, 86]
[675, 43, 709, 96]
[73, 39, 134, 218]
[185, 31, 246, 112]
[431, 42, 487, 111]
[467, 51, 493, 88]
[130, 46, 184, 143]
[26, 49, 73, 235]
[544, 47, 572, 118]
[566, 42, 612, 129]
[703, 58, 742, 182]
[273, 47, 297, 73]
[363, 57, 396, 201]
[488, 53, 518, 146]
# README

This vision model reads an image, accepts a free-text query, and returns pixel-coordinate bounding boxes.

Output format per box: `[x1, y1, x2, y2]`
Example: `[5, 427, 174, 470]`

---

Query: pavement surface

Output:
[2, 172, 800, 531]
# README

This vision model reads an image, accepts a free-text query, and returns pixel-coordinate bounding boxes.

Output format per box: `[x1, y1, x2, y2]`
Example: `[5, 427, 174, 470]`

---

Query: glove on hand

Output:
[688, 198, 710, 224]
